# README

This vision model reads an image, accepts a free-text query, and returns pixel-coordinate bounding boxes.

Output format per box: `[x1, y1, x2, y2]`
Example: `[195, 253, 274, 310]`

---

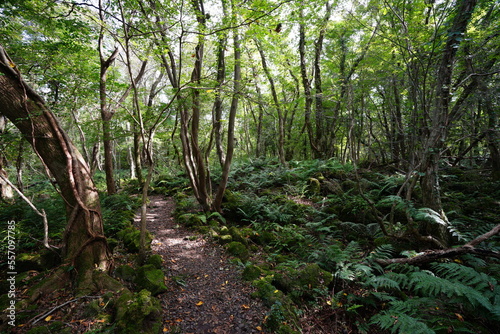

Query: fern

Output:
[408, 271, 492, 309]
[366, 275, 401, 291]
[337, 221, 381, 238]
[413, 208, 448, 226]
[370, 244, 395, 260]
[431, 262, 495, 292]
[371, 311, 434, 334]
[309, 241, 362, 274]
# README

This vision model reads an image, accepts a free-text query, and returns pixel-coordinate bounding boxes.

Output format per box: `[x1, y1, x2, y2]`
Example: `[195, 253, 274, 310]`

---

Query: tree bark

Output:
[213, 11, 240, 212]
[313, 2, 332, 157]
[256, 40, 287, 165]
[417, 0, 477, 246]
[419, 0, 477, 238]
[0, 45, 111, 285]
[298, 9, 318, 158]
[98, 0, 119, 195]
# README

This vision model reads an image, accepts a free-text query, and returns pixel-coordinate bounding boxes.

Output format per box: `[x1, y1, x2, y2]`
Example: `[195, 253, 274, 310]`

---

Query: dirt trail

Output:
[135, 195, 268, 334]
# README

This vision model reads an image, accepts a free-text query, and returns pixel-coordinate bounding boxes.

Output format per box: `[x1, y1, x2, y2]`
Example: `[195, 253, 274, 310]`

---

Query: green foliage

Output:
[365, 261, 500, 333]
[101, 193, 140, 237]
[153, 172, 190, 196]
[371, 311, 434, 334]
[0, 193, 65, 250]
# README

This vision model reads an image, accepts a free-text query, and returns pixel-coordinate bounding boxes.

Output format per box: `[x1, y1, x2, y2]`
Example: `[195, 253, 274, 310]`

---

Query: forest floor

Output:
[135, 195, 269, 334]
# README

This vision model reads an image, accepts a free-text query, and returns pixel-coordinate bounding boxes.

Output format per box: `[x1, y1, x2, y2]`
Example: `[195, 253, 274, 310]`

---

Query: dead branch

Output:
[376, 223, 500, 265]
[30, 295, 101, 325]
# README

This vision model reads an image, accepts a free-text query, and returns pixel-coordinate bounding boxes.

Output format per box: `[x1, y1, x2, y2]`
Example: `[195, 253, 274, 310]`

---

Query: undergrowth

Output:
[170, 158, 500, 333]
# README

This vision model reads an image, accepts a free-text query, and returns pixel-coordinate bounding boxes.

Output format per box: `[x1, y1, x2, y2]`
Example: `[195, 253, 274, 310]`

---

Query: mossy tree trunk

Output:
[0, 45, 111, 288]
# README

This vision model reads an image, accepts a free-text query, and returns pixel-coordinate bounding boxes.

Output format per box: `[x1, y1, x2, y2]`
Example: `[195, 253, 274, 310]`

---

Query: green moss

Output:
[115, 289, 162, 334]
[251, 276, 284, 306]
[265, 301, 300, 334]
[146, 254, 163, 270]
[16, 253, 43, 272]
[228, 226, 248, 245]
[217, 234, 233, 245]
[307, 178, 321, 195]
[242, 264, 264, 281]
[273, 263, 333, 303]
[177, 213, 206, 227]
[117, 227, 152, 253]
[83, 299, 102, 317]
[134, 264, 167, 295]
[226, 241, 249, 261]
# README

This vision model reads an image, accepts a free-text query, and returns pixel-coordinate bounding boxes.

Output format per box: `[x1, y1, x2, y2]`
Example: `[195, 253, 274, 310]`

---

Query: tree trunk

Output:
[98, 0, 119, 195]
[256, 41, 287, 165]
[486, 98, 500, 180]
[313, 2, 332, 157]
[419, 0, 477, 245]
[213, 31, 227, 168]
[298, 11, 318, 158]
[213, 14, 240, 212]
[0, 45, 111, 286]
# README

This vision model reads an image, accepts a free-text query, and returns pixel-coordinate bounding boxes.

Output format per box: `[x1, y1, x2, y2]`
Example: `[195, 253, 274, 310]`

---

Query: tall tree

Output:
[418, 0, 478, 240]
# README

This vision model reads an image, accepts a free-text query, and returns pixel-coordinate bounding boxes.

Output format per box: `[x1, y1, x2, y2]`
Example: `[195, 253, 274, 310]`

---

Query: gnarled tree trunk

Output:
[0, 45, 111, 288]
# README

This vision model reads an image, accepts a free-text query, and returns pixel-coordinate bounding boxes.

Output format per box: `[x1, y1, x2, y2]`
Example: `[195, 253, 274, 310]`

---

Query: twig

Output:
[0, 174, 53, 249]
[30, 295, 101, 325]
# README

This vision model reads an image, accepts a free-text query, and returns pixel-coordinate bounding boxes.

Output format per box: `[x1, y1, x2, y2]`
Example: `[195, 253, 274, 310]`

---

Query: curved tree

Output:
[0, 45, 111, 290]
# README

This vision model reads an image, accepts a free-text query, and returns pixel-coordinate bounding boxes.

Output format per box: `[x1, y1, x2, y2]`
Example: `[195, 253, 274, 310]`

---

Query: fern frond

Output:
[409, 271, 492, 309]
[371, 311, 434, 334]
[413, 208, 448, 226]
[371, 291, 398, 302]
[431, 262, 495, 292]
[366, 275, 401, 291]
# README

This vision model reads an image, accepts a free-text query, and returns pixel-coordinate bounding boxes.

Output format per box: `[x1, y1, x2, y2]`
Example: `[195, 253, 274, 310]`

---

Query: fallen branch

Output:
[30, 295, 101, 325]
[376, 223, 500, 265]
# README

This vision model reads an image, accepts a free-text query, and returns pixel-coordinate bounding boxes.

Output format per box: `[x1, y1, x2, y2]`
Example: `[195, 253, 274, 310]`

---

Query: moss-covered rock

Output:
[226, 241, 249, 261]
[242, 263, 264, 281]
[117, 227, 152, 253]
[217, 234, 233, 245]
[83, 299, 102, 317]
[251, 277, 299, 333]
[115, 289, 162, 334]
[115, 264, 136, 282]
[322, 179, 343, 195]
[134, 264, 167, 295]
[307, 178, 321, 195]
[251, 230, 276, 246]
[273, 263, 333, 303]
[251, 276, 285, 307]
[228, 226, 248, 245]
[146, 254, 163, 270]
[265, 301, 300, 334]
[16, 253, 43, 272]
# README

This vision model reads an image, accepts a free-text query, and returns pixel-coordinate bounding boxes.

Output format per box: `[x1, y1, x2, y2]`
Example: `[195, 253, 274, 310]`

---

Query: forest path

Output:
[135, 195, 268, 334]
